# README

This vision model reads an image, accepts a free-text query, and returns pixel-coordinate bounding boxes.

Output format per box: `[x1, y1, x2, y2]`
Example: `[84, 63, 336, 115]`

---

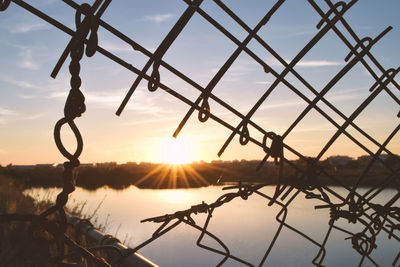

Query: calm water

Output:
[25, 186, 399, 267]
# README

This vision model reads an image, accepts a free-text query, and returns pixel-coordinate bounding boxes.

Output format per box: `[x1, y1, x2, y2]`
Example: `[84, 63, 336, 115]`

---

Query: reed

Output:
[0, 174, 110, 266]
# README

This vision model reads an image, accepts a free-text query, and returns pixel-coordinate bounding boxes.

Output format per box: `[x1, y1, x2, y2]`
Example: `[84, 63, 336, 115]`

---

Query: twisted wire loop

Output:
[49, 2, 111, 265]
[148, 60, 161, 92]
[198, 97, 211, 122]
[45, 2, 116, 265]
[1, 0, 400, 266]
[133, 0, 400, 263]
[122, 183, 269, 266]
[51, 0, 110, 79]
[0, 0, 10, 11]
[117, 0, 204, 115]
[173, 0, 285, 137]
[49, 5, 87, 243]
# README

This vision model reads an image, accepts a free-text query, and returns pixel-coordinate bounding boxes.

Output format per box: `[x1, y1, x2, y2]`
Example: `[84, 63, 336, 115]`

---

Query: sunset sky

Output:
[1, 0, 400, 165]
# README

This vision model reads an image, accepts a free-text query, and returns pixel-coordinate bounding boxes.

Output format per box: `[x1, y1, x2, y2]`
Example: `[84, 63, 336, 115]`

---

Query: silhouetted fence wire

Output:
[0, 0, 399, 266]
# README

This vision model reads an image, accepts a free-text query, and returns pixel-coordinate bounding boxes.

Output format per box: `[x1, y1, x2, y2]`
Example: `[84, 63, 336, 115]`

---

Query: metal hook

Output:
[148, 60, 161, 92]
[344, 37, 372, 62]
[198, 97, 210, 122]
[51, 0, 108, 78]
[239, 123, 250, 145]
[316, 1, 346, 30]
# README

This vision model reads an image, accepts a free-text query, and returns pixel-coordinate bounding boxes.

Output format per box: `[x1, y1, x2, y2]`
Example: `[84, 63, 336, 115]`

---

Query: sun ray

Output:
[154, 165, 172, 188]
[184, 165, 210, 186]
[134, 164, 165, 187]
[177, 165, 190, 188]
[168, 165, 176, 188]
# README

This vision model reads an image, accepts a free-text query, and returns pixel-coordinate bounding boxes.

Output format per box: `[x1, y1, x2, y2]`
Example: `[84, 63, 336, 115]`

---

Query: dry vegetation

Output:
[0, 174, 112, 266]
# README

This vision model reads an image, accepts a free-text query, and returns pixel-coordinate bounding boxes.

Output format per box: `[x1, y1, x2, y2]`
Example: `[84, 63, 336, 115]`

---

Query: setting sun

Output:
[158, 137, 193, 164]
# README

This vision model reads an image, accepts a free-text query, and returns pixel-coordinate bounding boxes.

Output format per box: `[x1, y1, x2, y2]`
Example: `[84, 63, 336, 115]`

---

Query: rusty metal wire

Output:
[1, 0, 400, 266]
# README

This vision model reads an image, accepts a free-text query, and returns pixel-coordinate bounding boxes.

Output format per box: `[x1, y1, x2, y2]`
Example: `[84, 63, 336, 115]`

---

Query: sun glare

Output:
[159, 137, 193, 164]
[162, 190, 190, 204]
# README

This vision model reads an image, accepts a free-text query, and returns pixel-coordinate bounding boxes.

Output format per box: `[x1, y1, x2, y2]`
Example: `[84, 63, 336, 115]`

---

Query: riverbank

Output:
[0, 174, 111, 266]
[2, 156, 399, 190]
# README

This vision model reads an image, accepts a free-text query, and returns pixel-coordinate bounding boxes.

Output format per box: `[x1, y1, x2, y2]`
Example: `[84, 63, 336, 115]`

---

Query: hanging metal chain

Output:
[45, 1, 111, 263]
[0, 1, 112, 266]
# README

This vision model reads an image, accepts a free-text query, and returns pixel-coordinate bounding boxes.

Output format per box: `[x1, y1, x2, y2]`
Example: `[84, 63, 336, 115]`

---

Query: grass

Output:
[0, 174, 113, 266]
[0, 174, 55, 266]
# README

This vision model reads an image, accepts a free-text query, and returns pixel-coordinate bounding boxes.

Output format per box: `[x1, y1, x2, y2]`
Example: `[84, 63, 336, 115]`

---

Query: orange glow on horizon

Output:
[134, 163, 209, 189]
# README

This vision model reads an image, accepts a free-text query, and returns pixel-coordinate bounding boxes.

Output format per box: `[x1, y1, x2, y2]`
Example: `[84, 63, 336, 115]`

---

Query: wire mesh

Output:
[0, 0, 399, 266]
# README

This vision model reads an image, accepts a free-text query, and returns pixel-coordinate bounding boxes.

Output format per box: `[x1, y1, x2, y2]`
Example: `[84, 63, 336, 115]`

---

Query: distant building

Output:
[327, 155, 353, 166]
[9, 163, 55, 169]
[79, 163, 95, 168]
[120, 162, 139, 171]
[94, 162, 117, 169]
[9, 165, 36, 169]
[357, 155, 371, 163]
[357, 154, 389, 164]
[124, 161, 138, 165]
[35, 164, 54, 168]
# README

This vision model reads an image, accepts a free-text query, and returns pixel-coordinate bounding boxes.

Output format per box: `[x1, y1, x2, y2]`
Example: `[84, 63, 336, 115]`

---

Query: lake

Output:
[25, 185, 399, 267]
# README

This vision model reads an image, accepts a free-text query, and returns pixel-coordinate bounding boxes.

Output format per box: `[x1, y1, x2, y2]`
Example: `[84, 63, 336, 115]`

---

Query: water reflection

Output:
[25, 186, 399, 267]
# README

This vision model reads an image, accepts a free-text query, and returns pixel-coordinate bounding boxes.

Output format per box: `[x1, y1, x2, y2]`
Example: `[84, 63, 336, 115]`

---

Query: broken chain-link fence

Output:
[0, 0, 399, 266]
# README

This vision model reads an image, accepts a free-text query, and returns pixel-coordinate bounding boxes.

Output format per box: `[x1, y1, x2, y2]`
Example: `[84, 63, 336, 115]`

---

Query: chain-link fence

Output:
[0, 0, 399, 266]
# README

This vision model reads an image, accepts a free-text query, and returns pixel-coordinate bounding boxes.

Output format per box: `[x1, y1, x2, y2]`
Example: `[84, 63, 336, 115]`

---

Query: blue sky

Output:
[1, 0, 400, 165]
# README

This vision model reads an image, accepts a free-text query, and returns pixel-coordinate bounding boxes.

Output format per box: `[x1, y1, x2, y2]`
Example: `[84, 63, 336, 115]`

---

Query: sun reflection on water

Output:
[161, 189, 191, 204]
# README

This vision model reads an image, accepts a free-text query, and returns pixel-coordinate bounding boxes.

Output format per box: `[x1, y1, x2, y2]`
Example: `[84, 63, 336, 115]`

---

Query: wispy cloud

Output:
[327, 90, 368, 103]
[17, 47, 40, 70]
[18, 60, 40, 70]
[0, 107, 44, 124]
[10, 22, 50, 33]
[259, 99, 304, 111]
[19, 94, 36, 99]
[15, 80, 40, 89]
[99, 39, 155, 55]
[291, 123, 335, 133]
[0, 42, 44, 71]
[258, 88, 367, 112]
[0, 74, 41, 90]
[121, 116, 180, 126]
[46, 87, 169, 116]
[264, 26, 317, 40]
[293, 30, 317, 36]
[0, 149, 7, 155]
[255, 81, 273, 85]
[262, 57, 342, 68]
[23, 113, 46, 120]
[112, 89, 169, 115]
[85, 91, 124, 106]
[100, 41, 133, 52]
[0, 107, 18, 125]
[47, 91, 68, 99]
[143, 13, 175, 23]
[209, 60, 259, 82]
[296, 60, 342, 67]
[0, 107, 18, 116]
